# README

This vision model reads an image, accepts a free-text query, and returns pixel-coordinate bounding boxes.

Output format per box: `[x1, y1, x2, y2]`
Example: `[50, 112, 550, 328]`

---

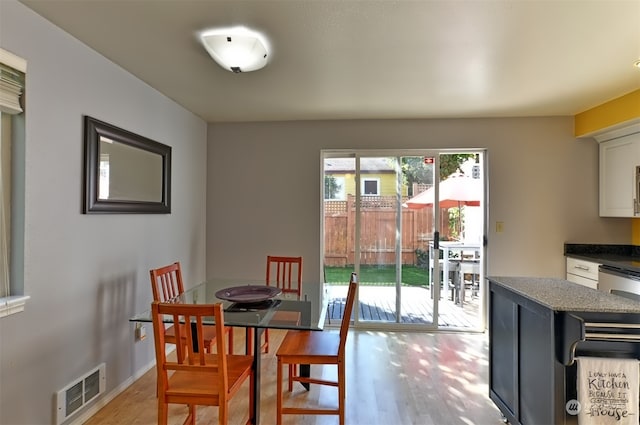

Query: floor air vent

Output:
[56, 363, 105, 424]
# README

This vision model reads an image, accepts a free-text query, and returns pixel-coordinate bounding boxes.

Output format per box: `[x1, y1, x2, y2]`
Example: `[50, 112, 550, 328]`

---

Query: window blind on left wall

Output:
[0, 46, 25, 114]
[0, 48, 25, 299]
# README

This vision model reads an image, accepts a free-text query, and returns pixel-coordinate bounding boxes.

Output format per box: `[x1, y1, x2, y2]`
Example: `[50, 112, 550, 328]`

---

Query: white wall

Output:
[0, 2, 207, 424]
[206, 118, 630, 310]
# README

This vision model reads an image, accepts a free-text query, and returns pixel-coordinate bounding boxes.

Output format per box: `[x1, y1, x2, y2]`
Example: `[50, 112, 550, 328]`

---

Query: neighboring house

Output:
[324, 157, 406, 199]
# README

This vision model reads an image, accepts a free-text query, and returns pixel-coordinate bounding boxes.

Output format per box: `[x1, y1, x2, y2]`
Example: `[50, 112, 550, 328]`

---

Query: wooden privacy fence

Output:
[324, 195, 452, 266]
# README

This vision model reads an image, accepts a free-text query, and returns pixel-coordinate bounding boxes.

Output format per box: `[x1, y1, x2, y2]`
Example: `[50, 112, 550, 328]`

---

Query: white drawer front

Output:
[566, 273, 598, 289]
[566, 257, 600, 281]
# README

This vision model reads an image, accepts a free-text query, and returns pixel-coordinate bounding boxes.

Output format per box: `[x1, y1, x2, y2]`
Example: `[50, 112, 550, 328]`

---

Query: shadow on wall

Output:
[96, 270, 137, 382]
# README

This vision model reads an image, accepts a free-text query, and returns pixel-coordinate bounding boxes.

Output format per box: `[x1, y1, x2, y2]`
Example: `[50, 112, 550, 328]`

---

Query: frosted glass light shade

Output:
[200, 27, 269, 73]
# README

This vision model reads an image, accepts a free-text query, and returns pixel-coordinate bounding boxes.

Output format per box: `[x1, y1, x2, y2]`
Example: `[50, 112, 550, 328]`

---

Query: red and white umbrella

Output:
[403, 173, 481, 210]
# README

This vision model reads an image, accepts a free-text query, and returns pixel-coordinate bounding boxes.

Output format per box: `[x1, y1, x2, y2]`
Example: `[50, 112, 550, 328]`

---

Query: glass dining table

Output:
[130, 278, 327, 425]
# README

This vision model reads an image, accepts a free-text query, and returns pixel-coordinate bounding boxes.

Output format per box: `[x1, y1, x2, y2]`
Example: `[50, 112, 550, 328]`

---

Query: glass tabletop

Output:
[130, 278, 326, 331]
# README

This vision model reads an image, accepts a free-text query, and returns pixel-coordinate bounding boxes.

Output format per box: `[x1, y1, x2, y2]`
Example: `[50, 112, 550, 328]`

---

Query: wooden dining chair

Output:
[275, 272, 358, 425]
[266, 255, 303, 300]
[151, 301, 254, 425]
[150, 262, 233, 353]
[248, 255, 303, 354]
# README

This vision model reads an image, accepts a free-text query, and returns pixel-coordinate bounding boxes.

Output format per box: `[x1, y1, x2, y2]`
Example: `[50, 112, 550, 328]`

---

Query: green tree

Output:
[401, 154, 475, 195]
[324, 175, 341, 199]
[401, 157, 433, 195]
[440, 154, 475, 179]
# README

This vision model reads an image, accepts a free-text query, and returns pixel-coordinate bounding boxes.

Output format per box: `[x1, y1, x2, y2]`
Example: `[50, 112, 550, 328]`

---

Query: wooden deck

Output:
[325, 284, 482, 329]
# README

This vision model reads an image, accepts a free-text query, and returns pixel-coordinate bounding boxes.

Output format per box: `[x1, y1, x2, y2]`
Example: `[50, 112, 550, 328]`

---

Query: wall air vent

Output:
[56, 363, 105, 424]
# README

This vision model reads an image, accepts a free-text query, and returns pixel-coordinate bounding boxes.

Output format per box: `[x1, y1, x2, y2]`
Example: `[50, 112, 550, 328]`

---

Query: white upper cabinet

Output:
[599, 131, 640, 217]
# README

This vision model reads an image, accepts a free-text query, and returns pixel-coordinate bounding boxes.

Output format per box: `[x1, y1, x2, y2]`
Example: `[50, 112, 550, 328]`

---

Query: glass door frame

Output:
[321, 148, 487, 331]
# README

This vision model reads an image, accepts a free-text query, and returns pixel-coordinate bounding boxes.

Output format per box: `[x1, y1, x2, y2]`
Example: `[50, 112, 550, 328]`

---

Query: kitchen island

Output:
[489, 276, 640, 425]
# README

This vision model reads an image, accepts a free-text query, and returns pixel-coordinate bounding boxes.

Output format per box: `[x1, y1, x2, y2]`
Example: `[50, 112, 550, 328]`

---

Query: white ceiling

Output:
[19, 0, 640, 123]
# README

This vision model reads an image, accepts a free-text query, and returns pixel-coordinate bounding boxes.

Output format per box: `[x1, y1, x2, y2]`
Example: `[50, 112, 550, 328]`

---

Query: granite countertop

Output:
[565, 243, 640, 273]
[489, 276, 640, 313]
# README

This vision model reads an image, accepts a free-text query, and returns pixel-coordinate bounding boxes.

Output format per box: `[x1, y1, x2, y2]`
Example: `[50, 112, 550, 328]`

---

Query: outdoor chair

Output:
[429, 247, 460, 301]
[459, 259, 481, 302]
[275, 272, 357, 425]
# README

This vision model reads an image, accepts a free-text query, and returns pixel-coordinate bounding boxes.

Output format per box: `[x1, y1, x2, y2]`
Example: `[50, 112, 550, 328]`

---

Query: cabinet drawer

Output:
[566, 257, 600, 281]
[566, 273, 598, 289]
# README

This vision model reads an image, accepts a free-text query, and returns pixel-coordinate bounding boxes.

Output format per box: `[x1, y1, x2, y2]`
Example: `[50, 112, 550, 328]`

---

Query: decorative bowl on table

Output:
[214, 285, 281, 303]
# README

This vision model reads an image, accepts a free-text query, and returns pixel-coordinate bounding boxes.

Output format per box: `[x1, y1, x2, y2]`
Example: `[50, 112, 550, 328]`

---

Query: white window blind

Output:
[0, 48, 25, 300]
[0, 49, 25, 114]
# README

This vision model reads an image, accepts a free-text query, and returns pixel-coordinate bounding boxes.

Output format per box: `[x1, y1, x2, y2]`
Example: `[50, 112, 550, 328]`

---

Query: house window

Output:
[362, 178, 380, 195]
[0, 48, 28, 317]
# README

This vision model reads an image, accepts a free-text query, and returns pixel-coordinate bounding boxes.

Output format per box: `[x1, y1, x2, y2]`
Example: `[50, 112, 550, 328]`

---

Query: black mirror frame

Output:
[83, 116, 171, 214]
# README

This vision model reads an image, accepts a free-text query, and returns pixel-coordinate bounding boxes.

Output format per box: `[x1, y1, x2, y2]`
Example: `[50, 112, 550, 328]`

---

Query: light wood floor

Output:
[84, 329, 503, 425]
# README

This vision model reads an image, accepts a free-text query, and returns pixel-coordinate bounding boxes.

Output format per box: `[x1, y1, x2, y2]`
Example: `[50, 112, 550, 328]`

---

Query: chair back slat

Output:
[338, 272, 358, 356]
[169, 311, 186, 363]
[181, 312, 208, 366]
[266, 256, 303, 298]
[150, 262, 184, 302]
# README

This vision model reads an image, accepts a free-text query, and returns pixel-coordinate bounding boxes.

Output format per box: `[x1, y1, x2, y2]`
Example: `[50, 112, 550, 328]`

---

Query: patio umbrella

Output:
[403, 173, 481, 237]
[403, 173, 481, 210]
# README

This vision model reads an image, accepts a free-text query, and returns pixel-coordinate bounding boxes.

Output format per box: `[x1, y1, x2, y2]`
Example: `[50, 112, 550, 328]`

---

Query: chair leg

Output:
[276, 357, 283, 425]
[218, 401, 227, 425]
[338, 361, 346, 425]
[186, 405, 196, 425]
[247, 328, 269, 354]
[287, 363, 296, 392]
[158, 399, 168, 425]
[227, 327, 234, 354]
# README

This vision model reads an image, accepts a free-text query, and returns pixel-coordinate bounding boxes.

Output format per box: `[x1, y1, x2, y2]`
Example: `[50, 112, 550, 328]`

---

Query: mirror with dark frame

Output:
[83, 116, 171, 213]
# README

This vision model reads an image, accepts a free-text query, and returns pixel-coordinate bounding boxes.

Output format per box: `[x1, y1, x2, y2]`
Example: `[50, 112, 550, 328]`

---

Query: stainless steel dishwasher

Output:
[598, 264, 640, 301]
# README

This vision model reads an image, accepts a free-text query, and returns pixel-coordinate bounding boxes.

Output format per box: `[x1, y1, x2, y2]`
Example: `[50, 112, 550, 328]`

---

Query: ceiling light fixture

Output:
[635, 59, 640, 70]
[199, 26, 270, 73]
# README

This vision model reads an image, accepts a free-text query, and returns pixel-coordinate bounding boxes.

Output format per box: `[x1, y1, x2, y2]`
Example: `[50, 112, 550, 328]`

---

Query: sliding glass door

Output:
[322, 150, 486, 331]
